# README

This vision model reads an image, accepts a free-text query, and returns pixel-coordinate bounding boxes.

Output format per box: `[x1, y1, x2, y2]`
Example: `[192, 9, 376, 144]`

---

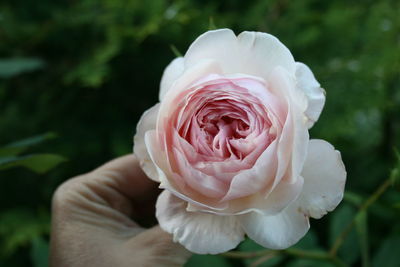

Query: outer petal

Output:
[268, 67, 309, 185]
[133, 103, 160, 181]
[295, 62, 326, 128]
[156, 190, 245, 254]
[239, 202, 310, 249]
[159, 57, 184, 101]
[297, 139, 346, 219]
[184, 29, 295, 79]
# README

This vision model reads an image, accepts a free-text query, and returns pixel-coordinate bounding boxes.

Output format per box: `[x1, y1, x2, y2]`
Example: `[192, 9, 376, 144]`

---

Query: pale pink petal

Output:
[295, 62, 326, 128]
[239, 201, 310, 249]
[145, 130, 230, 211]
[159, 57, 185, 101]
[261, 174, 304, 215]
[158, 59, 222, 126]
[236, 31, 295, 76]
[221, 139, 278, 201]
[173, 147, 228, 198]
[156, 190, 244, 254]
[297, 139, 346, 219]
[268, 67, 309, 186]
[133, 103, 160, 182]
[184, 29, 295, 79]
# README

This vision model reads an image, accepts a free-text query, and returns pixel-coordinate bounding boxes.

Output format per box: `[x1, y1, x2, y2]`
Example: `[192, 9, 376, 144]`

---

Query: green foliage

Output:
[30, 237, 49, 267]
[0, 209, 49, 257]
[0, 58, 45, 78]
[0, 0, 399, 266]
[0, 132, 65, 173]
[0, 133, 64, 266]
[0, 154, 66, 174]
[0, 133, 56, 157]
[185, 254, 231, 267]
[372, 236, 400, 267]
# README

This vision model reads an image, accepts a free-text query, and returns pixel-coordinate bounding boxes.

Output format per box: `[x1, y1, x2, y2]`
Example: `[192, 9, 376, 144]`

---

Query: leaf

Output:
[344, 191, 364, 207]
[208, 16, 217, 30]
[185, 254, 231, 267]
[30, 237, 49, 267]
[355, 211, 369, 267]
[0, 132, 57, 157]
[238, 238, 283, 267]
[169, 44, 183, 57]
[0, 154, 66, 174]
[392, 148, 400, 185]
[0, 209, 50, 256]
[292, 230, 320, 250]
[372, 235, 400, 267]
[330, 204, 360, 265]
[286, 259, 335, 267]
[0, 58, 45, 78]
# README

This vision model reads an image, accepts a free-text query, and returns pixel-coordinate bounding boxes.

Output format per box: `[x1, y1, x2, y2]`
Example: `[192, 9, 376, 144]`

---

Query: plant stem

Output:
[222, 250, 271, 259]
[329, 177, 393, 256]
[223, 248, 347, 267]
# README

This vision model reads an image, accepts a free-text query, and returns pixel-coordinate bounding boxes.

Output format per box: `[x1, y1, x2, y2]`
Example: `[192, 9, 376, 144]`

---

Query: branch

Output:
[329, 176, 394, 256]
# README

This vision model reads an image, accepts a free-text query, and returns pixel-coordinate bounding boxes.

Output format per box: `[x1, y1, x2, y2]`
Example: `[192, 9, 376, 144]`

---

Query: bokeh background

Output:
[1, 0, 399, 266]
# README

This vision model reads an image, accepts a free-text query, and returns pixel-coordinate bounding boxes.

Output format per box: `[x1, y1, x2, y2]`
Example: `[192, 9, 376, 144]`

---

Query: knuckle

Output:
[51, 175, 86, 211]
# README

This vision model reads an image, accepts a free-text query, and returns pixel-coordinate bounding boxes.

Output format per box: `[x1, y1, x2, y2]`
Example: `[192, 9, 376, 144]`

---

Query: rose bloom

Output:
[134, 29, 346, 254]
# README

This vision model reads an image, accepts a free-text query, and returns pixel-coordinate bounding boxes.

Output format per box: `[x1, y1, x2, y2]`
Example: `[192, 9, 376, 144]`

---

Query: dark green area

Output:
[0, 0, 399, 266]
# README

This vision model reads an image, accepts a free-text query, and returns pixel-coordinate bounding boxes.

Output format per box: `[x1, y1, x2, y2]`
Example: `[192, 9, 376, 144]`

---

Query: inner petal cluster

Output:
[166, 77, 279, 194]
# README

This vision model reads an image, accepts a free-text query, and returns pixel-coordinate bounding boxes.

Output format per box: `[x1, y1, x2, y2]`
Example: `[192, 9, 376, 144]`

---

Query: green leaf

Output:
[169, 44, 183, 57]
[292, 230, 320, 250]
[372, 235, 400, 267]
[0, 132, 57, 157]
[0, 154, 66, 173]
[286, 259, 335, 267]
[185, 254, 231, 267]
[0, 209, 50, 256]
[208, 16, 217, 30]
[0, 58, 45, 78]
[30, 237, 49, 267]
[238, 238, 283, 267]
[344, 191, 364, 207]
[355, 211, 369, 267]
[330, 204, 360, 264]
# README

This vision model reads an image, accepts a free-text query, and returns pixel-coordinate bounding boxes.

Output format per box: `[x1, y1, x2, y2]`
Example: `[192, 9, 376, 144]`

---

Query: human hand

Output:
[50, 155, 191, 267]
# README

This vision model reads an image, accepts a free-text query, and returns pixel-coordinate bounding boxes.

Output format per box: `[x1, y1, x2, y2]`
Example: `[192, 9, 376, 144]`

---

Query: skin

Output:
[50, 155, 191, 267]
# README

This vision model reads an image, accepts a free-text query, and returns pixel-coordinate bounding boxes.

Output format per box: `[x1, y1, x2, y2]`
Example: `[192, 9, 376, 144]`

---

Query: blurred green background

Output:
[0, 0, 399, 266]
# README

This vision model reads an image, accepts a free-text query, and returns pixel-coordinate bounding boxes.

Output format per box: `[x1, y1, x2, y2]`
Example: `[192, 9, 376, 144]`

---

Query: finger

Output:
[52, 154, 159, 227]
[123, 225, 192, 266]
[93, 154, 158, 202]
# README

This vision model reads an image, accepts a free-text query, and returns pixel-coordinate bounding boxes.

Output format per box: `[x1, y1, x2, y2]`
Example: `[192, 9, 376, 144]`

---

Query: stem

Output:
[329, 177, 393, 256]
[285, 249, 347, 267]
[249, 252, 278, 267]
[222, 250, 271, 259]
[223, 248, 347, 267]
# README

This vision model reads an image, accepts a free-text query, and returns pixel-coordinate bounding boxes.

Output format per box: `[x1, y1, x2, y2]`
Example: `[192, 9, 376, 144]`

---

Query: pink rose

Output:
[134, 29, 346, 254]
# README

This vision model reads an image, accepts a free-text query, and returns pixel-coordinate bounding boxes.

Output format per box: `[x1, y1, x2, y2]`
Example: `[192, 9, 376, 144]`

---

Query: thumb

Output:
[125, 225, 192, 266]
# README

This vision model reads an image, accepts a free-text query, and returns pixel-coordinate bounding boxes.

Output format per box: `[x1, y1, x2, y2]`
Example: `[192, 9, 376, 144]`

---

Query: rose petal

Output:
[239, 201, 310, 249]
[295, 62, 326, 128]
[269, 67, 309, 186]
[159, 57, 185, 101]
[173, 147, 228, 198]
[133, 103, 160, 181]
[156, 190, 244, 254]
[184, 29, 295, 79]
[221, 139, 278, 201]
[158, 59, 222, 126]
[145, 130, 230, 211]
[297, 139, 346, 219]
